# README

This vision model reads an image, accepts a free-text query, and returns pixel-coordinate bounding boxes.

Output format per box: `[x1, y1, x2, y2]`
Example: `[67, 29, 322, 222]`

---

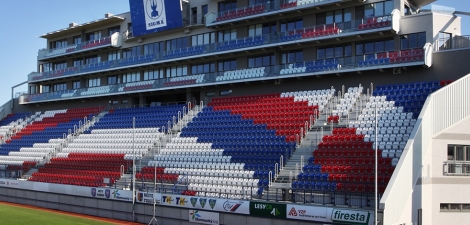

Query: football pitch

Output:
[0, 202, 117, 225]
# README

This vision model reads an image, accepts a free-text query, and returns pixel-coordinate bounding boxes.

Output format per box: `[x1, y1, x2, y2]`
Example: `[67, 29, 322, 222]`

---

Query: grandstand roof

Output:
[39, 14, 125, 39]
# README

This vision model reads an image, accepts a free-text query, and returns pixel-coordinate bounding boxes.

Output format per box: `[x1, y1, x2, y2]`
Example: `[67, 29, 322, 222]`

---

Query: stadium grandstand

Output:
[1, 0, 470, 224]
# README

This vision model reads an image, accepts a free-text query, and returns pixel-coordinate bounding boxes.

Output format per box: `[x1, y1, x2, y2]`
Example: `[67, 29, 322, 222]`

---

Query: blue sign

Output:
[129, 0, 183, 37]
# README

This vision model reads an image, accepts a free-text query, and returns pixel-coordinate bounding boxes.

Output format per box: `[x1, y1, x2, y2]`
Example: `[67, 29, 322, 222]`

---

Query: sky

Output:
[0, 0, 468, 108]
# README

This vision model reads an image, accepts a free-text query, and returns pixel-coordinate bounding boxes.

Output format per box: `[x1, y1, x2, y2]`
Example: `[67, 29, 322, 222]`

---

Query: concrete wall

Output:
[0, 187, 327, 225]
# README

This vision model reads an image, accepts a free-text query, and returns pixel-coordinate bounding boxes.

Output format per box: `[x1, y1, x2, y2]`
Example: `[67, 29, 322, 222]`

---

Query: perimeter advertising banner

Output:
[136, 191, 162, 204]
[129, 0, 183, 37]
[249, 201, 287, 219]
[189, 210, 219, 225]
[90, 187, 133, 202]
[286, 204, 374, 225]
[160, 194, 250, 215]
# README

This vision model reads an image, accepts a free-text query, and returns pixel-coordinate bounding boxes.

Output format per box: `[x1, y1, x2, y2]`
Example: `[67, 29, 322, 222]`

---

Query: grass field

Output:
[0, 203, 117, 225]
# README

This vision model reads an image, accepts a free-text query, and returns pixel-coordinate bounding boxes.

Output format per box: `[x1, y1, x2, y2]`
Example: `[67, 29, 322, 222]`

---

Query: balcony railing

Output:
[444, 161, 470, 175]
[21, 50, 425, 104]
[37, 32, 122, 60]
[205, 0, 344, 25]
[434, 35, 470, 51]
[183, 14, 206, 26]
[29, 15, 397, 83]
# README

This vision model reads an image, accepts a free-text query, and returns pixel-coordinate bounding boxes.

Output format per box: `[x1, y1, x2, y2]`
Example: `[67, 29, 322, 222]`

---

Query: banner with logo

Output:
[189, 210, 219, 225]
[0, 179, 20, 188]
[137, 191, 161, 204]
[129, 0, 183, 37]
[160, 194, 249, 215]
[249, 201, 286, 219]
[90, 188, 133, 202]
[286, 204, 373, 225]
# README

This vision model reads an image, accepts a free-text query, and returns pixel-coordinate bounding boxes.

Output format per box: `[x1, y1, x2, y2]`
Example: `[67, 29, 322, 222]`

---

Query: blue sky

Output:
[0, 0, 468, 108]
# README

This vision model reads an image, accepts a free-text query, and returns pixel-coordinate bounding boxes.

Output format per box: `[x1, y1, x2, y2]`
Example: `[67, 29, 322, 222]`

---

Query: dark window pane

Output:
[344, 45, 352, 57]
[401, 35, 409, 49]
[385, 40, 394, 51]
[365, 42, 374, 54]
[317, 49, 325, 59]
[417, 32, 426, 48]
[356, 44, 363, 55]
[335, 46, 343, 58]
[409, 33, 418, 48]
[375, 41, 385, 53]
[325, 47, 334, 59]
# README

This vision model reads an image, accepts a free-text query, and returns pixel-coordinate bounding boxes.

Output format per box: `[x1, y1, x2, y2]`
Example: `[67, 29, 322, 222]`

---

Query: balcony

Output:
[20, 48, 428, 104]
[444, 161, 470, 176]
[29, 12, 400, 83]
[37, 32, 122, 60]
[205, 0, 346, 26]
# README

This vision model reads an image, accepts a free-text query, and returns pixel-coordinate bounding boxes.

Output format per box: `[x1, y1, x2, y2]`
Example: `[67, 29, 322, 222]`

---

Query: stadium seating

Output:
[81, 61, 113, 73]
[28, 105, 184, 187]
[0, 107, 102, 173]
[216, 68, 266, 81]
[293, 81, 444, 195]
[358, 49, 425, 67]
[358, 16, 392, 30]
[118, 54, 155, 67]
[142, 92, 329, 198]
[215, 5, 265, 22]
[216, 36, 266, 51]
[163, 74, 205, 87]
[328, 87, 363, 123]
[118, 80, 155, 92]
[90, 104, 186, 130]
[163, 46, 205, 59]
[80, 86, 111, 96]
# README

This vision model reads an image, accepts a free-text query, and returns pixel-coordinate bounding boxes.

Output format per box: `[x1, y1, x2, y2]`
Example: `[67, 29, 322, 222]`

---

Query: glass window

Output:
[108, 75, 118, 85]
[218, 59, 237, 71]
[219, 0, 237, 12]
[326, 11, 334, 24]
[384, 1, 394, 15]
[374, 2, 384, 17]
[220, 90, 232, 96]
[206, 92, 215, 97]
[86, 31, 101, 41]
[42, 85, 51, 93]
[191, 62, 215, 74]
[317, 48, 325, 59]
[401, 32, 426, 49]
[144, 68, 164, 80]
[73, 36, 82, 44]
[122, 99, 129, 104]
[191, 32, 215, 46]
[87, 78, 100, 87]
[85, 55, 101, 64]
[166, 65, 188, 77]
[218, 29, 237, 42]
[344, 8, 352, 22]
[108, 50, 120, 61]
[364, 4, 374, 17]
[375, 41, 385, 53]
[54, 62, 67, 70]
[281, 18, 303, 32]
[356, 43, 364, 56]
[108, 26, 120, 36]
[73, 81, 80, 89]
[364, 42, 375, 54]
[53, 83, 67, 92]
[122, 72, 141, 83]
[385, 40, 394, 52]
[334, 10, 343, 23]
[417, 32, 427, 48]
[325, 47, 334, 59]
[249, 54, 275, 68]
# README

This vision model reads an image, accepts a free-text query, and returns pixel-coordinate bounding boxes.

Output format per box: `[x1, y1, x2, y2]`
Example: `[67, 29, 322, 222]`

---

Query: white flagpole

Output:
[375, 105, 378, 225]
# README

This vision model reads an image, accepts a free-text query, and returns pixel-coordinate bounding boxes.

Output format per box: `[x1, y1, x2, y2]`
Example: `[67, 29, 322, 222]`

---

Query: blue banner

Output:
[129, 0, 183, 37]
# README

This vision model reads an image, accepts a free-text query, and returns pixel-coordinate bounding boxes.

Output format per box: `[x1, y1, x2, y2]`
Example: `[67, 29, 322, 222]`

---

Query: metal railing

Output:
[434, 35, 470, 51]
[444, 161, 470, 175]
[28, 17, 396, 83]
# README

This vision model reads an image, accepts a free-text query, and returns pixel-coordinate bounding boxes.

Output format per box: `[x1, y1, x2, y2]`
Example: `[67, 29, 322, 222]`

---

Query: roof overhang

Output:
[411, 0, 436, 8]
[40, 15, 126, 39]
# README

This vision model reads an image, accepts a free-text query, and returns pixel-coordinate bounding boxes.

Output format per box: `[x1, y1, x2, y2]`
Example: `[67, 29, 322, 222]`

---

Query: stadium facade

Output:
[0, 0, 470, 224]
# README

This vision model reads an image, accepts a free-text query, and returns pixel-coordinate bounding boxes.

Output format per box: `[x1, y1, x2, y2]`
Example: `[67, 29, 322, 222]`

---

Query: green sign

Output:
[249, 201, 286, 219]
